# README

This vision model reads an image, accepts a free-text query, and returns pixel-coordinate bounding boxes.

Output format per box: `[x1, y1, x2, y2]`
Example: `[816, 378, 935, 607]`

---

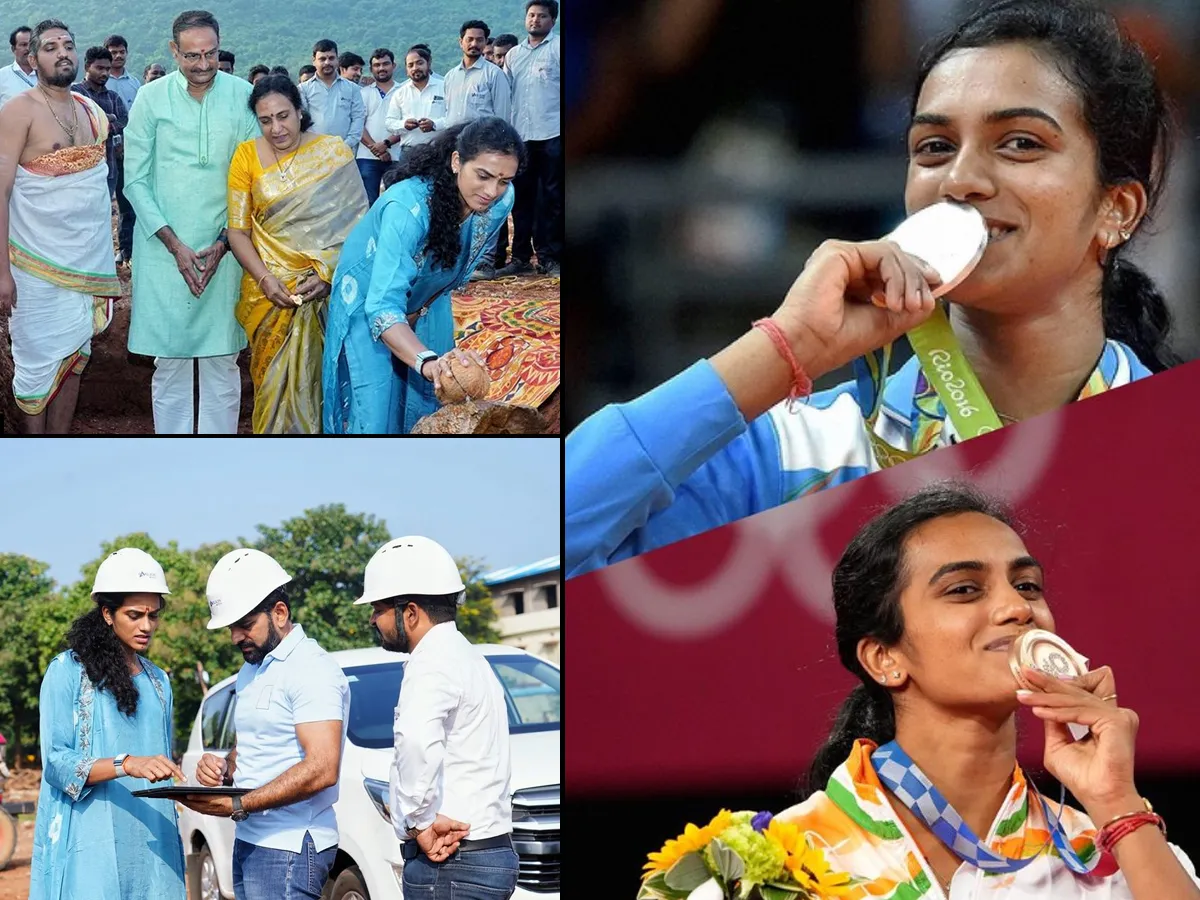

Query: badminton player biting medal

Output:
[565, 0, 1180, 580]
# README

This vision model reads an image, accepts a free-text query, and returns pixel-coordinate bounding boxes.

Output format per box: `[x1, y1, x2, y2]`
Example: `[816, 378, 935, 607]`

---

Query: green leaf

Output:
[664, 852, 715, 893]
[708, 839, 746, 883]
[758, 885, 802, 900]
[994, 800, 1028, 837]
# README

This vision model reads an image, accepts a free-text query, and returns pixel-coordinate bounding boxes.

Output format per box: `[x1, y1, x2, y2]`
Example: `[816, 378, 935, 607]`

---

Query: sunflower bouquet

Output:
[638, 810, 858, 900]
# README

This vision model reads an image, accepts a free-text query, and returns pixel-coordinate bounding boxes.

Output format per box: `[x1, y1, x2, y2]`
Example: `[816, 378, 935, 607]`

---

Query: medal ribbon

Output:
[872, 741, 1099, 875]
[853, 303, 1003, 468]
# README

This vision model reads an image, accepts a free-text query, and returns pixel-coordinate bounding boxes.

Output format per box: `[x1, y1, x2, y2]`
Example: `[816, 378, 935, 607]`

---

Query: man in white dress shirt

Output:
[357, 47, 402, 206]
[0, 28, 36, 109]
[382, 45, 446, 159]
[358, 536, 519, 900]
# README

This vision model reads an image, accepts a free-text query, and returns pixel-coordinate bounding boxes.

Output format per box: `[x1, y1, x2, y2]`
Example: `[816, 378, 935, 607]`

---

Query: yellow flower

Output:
[785, 838, 855, 897]
[765, 820, 854, 897]
[643, 809, 735, 878]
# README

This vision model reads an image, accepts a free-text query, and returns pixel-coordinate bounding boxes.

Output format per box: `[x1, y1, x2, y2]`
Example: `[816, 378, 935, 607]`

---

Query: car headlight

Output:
[363, 777, 392, 824]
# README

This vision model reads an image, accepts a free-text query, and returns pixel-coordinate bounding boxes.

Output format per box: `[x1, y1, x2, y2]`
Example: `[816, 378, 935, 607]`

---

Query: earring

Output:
[892, 672, 901, 680]
[1119, 228, 1131, 242]
[878, 675, 887, 684]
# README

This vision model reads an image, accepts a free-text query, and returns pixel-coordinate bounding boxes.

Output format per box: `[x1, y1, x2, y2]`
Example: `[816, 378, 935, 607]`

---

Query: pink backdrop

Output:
[567, 363, 1200, 795]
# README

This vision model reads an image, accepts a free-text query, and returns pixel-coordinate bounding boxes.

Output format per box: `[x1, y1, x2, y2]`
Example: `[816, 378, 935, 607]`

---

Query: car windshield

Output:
[343, 654, 560, 749]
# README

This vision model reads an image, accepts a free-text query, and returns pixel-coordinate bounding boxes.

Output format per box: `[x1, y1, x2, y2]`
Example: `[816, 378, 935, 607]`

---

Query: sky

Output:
[0, 439, 561, 587]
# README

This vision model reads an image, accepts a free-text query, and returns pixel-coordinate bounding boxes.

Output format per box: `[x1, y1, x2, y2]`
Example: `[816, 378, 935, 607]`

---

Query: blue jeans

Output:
[401, 841, 519, 900]
[357, 158, 388, 206]
[232, 831, 337, 900]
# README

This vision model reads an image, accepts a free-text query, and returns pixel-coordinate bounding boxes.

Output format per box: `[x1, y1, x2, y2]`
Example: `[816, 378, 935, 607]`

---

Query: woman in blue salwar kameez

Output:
[31, 548, 187, 900]
[321, 117, 526, 433]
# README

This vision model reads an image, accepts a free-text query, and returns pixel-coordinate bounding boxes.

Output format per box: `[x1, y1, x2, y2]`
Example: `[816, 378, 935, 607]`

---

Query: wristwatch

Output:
[216, 230, 230, 249]
[414, 350, 439, 378]
[405, 822, 424, 838]
[231, 795, 250, 822]
[113, 753, 129, 774]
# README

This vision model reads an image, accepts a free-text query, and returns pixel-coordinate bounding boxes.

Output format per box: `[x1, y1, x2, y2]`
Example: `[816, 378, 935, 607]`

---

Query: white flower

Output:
[48, 813, 62, 844]
[687, 878, 725, 900]
[340, 275, 359, 306]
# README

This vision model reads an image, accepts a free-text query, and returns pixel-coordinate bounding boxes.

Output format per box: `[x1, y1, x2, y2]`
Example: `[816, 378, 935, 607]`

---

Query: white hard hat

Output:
[356, 536, 465, 605]
[91, 548, 172, 596]
[205, 548, 292, 630]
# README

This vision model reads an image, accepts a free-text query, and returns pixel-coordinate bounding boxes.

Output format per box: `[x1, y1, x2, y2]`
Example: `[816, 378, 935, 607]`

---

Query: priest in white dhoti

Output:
[0, 18, 120, 434]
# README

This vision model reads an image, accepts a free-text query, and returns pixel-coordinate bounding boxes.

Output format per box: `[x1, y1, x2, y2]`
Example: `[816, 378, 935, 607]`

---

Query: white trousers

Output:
[151, 354, 241, 434]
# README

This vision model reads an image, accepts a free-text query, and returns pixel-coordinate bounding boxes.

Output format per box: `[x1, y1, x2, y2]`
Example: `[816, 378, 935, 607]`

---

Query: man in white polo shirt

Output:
[180, 548, 350, 900]
[358, 536, 519, 899]
[0, 27, 36, 109]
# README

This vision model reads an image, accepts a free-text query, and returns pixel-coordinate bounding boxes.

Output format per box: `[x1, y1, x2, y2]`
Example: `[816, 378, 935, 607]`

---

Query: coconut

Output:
[434, 354, 490, 404]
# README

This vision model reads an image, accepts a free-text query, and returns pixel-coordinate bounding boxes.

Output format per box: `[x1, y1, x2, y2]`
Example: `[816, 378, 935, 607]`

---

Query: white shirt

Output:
[0, 62, 37, 109]
[384, 74, 447, 150]
[358, 80, 403, 161]
[232, 624, 351, 853]
[390, 622, 512, 841]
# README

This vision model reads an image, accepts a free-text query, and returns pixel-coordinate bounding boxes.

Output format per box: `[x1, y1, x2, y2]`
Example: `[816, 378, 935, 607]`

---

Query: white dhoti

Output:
[6, 101, 117, 416]
[151, 353, 241, 434]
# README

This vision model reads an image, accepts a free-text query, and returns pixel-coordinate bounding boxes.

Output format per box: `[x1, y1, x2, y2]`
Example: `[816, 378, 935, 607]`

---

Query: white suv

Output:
[177, 644, 560, 900]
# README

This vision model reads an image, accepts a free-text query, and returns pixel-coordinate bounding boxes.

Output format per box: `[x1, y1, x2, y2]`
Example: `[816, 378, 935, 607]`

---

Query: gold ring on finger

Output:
[1101, 693, 1118, 703]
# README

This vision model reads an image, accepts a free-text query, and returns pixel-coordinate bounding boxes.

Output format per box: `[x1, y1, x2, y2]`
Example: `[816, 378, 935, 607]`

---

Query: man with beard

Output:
[356, 48, 402, 205]
[434, 20, 510, 132]
[184, 547, 350, 900]
[357, 536, 520, 899]
[383, 44, 446, 157]
[0, 19, 121, 433]
[497, 0, 561, 278]
[300, 38, 366, 151]
[123, 10, 259, 434]
[71, 47, 128, 198]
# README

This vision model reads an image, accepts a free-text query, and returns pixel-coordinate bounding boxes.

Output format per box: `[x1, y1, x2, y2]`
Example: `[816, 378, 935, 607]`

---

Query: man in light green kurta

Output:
[123, 9, 258, 433]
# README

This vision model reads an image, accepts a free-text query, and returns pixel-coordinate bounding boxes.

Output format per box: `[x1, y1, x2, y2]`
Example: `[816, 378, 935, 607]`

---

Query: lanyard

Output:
[872, 741, 1099, 876]
[853, 303, 1002, 467]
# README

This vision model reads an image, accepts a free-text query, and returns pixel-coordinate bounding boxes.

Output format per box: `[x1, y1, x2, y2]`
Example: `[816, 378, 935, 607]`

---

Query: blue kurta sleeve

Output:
[364, 201, 425, 340]
[565, 359, 786, 579]
[39, 655, 97, 803]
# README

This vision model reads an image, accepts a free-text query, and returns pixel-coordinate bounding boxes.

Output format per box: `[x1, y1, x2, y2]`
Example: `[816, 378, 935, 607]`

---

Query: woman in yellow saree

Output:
[226, 74, 369, 433]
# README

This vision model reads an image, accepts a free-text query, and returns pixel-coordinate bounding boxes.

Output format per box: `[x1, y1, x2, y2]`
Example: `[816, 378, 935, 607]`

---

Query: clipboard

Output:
[132, 786, 251, 799]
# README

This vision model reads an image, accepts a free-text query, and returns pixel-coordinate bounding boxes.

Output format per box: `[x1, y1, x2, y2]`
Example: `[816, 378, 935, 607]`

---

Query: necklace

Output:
[38, 84, 79, 143]
[271, 139, 301, 181]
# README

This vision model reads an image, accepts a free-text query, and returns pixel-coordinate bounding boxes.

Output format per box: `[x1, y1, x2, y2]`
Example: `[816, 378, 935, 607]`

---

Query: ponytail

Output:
[803, 683, 895, 798]
[1101, 257, 1180, 373]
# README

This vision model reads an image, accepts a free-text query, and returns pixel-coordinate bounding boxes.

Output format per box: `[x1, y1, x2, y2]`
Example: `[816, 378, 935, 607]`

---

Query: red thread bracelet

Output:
[752, 318, 813, 410]
[1096, 811, 1165, 855]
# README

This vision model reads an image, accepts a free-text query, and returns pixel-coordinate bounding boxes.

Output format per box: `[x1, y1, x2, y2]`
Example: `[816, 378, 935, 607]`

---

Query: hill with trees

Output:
[3, 0, 552, 78]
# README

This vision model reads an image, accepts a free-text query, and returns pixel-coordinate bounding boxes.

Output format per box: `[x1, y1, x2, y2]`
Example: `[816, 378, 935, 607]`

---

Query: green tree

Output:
[0, 554, 59, 767]
[456, 557, 502, 645]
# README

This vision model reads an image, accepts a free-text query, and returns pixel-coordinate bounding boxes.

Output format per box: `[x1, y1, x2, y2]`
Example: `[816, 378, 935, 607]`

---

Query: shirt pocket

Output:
[255, 681, 277, 710]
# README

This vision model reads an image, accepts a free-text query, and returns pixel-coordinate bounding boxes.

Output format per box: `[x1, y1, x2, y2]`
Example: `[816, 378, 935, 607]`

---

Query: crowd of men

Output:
[0, 3, 560, 434]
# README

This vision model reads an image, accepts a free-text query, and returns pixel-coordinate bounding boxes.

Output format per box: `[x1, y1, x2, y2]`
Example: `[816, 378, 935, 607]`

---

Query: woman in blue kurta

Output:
[322, 117, 525, 433]
[30, 548, 187, 900]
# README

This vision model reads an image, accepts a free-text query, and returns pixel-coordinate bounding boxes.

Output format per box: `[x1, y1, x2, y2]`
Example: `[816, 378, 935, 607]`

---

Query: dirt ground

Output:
[0, 209, 560, 435]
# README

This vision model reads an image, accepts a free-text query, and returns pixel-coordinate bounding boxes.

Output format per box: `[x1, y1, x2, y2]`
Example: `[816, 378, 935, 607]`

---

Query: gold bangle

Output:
[1099, 798, 1154, 831]
[257, 271, 273, 289]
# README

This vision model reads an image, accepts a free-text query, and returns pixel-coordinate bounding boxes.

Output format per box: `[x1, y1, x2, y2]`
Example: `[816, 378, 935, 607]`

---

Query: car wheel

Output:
[192, 843, 221, 900]
[330, 865, 370, 900]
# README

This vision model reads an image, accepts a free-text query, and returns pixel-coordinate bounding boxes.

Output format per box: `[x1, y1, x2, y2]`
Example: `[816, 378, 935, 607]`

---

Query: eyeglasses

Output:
[180, 48, 219, 64]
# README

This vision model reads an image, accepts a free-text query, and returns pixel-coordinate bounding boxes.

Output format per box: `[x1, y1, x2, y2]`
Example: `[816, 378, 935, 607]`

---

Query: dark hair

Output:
[249, 74, 311, 130]
[9, 28, 30, 50]
[31, 20, 72, 55]
[382, 117, 526, 270]
[805, 484, 1015, 794]
[406, 45, 431, 65]
[248, 585, 292, 621]
[388, 591, 461, 626]
[338, 51, 364, 70]
[85, 46, 113, 67]
[102, 33, 127, 51]
[914, 0, 1178, 372]
[370, 48, 394, 65]
[525, 0, 559, 18]
[171, 10, 219, 46]
[461, 19, 491, 40]
[494, 34, 520, 51]
[269, 65, 290, 77]
[248, 63, 269, 80]
[313, 39, 337, 57]
[218, 49, 234, 65]
[66, 592, 167, 717]
[299, 64, 316, 76]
